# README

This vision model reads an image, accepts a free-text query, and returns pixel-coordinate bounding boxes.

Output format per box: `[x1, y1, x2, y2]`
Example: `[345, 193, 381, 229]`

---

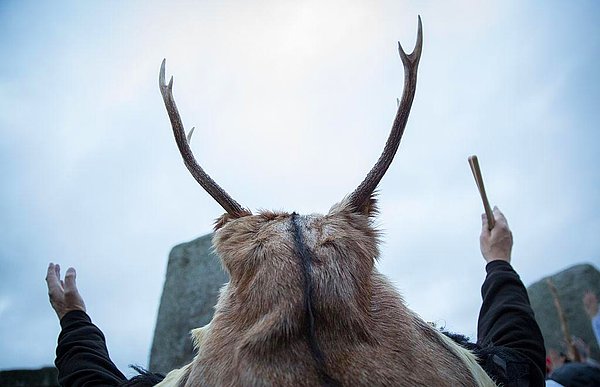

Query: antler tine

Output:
[159, 59, 249, 217]
[348, 16, 423, 212]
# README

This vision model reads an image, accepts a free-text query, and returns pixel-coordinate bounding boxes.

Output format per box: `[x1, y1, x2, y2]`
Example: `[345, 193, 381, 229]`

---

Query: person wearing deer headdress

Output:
[45, 17, 545, 387]
[45, 207, 546, 387]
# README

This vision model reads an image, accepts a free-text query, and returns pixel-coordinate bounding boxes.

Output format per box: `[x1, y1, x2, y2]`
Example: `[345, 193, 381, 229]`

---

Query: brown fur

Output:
[160, 198, 493, 386]
[156, 17, 496, 385]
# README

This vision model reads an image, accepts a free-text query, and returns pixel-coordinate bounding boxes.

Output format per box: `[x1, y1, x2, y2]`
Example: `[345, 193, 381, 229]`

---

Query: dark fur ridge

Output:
[291, 213, 340, 387]
[180, 201, 485, 386]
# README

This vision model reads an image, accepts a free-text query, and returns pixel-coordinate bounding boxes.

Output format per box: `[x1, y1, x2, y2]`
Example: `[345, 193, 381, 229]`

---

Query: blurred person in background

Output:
[583, 291, 600, 348]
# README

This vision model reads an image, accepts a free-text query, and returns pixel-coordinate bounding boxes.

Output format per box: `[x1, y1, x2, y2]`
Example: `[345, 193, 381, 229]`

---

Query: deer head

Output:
[157, 16, 495, 387]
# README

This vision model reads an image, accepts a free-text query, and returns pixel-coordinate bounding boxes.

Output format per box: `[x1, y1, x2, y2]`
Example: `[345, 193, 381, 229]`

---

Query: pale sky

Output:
[1, 0, 598, 376]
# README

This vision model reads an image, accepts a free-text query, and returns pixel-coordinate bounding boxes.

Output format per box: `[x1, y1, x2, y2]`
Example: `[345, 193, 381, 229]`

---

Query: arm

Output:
[46, 263, 127, 386]
[476, 208, 546, 386]
[477, 261, 546, 378]
[55, 310, 127, 386]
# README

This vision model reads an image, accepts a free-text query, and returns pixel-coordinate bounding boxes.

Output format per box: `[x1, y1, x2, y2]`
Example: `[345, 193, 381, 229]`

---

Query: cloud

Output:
[0, 0, 598, 374]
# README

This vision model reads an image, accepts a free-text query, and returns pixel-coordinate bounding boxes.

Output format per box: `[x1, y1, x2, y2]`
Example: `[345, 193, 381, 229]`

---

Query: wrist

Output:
[485, 259, 514, 274]
[59, 309, 90, 327]
[58, 306, 86, 320]
[484, 256, 511, 264]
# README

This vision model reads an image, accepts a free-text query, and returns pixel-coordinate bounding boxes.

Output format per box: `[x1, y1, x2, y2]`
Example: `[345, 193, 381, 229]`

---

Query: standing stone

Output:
[149, 233, 228, 374]
[527, 263, 600, 360]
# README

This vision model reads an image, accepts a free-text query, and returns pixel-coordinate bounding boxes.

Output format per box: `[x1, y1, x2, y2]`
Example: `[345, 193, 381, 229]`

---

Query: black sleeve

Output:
[55, 310, 127, 387]
[476, 260, 546, 386]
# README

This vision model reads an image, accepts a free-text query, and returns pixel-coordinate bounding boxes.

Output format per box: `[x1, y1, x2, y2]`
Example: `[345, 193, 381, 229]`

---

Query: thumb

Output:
[64, 267, 77, 292]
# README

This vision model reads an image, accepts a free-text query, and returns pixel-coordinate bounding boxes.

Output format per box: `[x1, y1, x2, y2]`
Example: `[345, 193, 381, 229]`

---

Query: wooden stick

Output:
[468, 155, 495, 230]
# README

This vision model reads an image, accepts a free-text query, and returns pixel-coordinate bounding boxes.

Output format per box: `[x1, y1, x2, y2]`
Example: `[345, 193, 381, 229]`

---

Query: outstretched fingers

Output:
[46, 262, 55, 283]
[46, 263, 86, 319]
[63, 267, 78, 293]
[46, 263, 63, 294]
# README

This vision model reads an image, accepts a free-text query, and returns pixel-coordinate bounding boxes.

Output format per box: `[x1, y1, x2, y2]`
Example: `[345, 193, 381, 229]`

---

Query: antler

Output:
[348, 16, 423, 212]
[159, 59, 249, 217]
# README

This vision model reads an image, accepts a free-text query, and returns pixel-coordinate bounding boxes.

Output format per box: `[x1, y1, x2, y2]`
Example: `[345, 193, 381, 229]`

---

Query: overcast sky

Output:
[1, 0, 598, 376]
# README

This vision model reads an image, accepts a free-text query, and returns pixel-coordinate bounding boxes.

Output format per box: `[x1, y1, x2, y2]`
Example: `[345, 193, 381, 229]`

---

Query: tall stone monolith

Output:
[149, 233, 228, 374]
[527, 263, 600, 360]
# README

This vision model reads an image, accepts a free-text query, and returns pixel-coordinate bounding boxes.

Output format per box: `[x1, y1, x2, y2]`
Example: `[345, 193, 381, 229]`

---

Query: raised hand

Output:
[480, 206, 513, 264]
[46, 262, 86, 320]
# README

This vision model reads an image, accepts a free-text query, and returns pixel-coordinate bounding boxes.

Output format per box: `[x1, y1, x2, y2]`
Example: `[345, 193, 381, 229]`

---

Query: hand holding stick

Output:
[468, 155, 495, 230]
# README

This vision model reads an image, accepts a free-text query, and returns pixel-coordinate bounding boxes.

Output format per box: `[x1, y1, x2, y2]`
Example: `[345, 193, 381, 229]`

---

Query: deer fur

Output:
[156, 198, 496, 386]
[157, 16, 497, 386]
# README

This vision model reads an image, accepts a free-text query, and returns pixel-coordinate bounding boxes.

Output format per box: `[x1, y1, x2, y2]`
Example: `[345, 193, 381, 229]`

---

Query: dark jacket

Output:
[55, 261, 546, 386]
[475, 260, 546, 387]
[55, 310, 164, 386]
